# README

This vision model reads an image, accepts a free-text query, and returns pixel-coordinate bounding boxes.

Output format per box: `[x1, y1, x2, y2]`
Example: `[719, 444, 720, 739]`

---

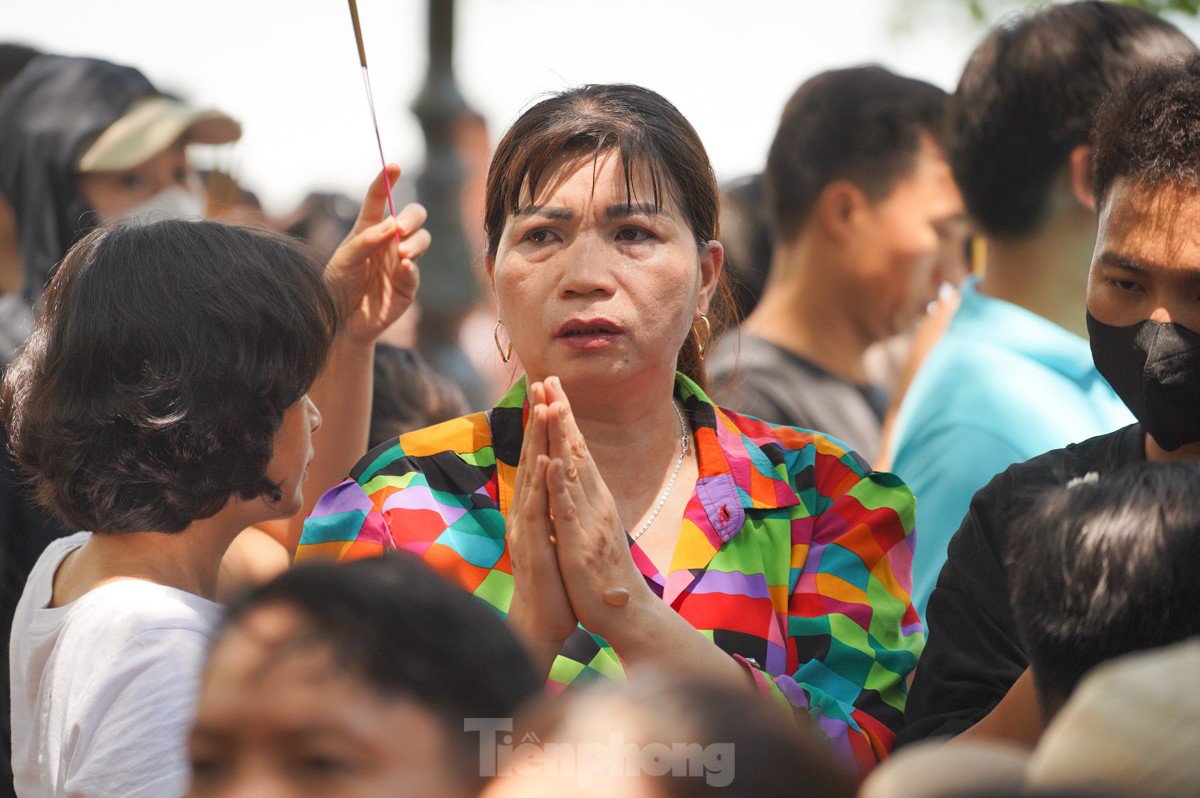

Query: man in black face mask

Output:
[899, 55, 1200, 748]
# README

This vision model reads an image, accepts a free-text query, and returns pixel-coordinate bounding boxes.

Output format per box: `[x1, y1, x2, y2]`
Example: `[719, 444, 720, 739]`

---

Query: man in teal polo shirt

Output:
[889, 1, 1193, 618]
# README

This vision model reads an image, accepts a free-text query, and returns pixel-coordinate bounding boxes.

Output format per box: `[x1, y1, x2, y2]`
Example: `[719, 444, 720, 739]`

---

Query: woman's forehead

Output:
[516, 149, 680, 213]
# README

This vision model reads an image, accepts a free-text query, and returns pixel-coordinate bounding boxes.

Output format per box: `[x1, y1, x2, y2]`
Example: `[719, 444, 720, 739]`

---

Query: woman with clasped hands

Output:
[297, 84, 923, 774]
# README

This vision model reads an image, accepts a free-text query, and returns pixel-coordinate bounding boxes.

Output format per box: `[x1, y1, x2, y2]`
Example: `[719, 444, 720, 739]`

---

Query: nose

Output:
[306, 395, 322, 434]
[557, 234, 617, 298]
[1150, 305, 1175, 325]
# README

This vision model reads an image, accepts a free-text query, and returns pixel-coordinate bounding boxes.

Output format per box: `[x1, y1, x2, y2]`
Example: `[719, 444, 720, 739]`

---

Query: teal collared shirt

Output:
[890, 277, 1133, 619]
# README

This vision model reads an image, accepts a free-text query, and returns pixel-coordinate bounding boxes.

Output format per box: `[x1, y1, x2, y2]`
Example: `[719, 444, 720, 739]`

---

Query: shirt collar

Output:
[952, 275, 1098, 383]
[489, 373, 800, 544]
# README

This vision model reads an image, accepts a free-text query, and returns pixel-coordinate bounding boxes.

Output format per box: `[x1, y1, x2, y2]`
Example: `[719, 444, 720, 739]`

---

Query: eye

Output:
[118, 172, 144, 190]
[174, 167, 189, 185]
[189, 755, 228, 783]
[616, 225, 654, 243]
[1108, 278, 1143, 293]
[523, 228, 557, 245]
[292, 753, 356, 778]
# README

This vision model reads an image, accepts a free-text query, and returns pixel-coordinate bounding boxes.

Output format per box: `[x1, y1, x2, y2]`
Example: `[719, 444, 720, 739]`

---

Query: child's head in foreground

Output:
[1, 219, 341, 535]
[1008, 462, 1200, 718]
[188, 554, 541, 797]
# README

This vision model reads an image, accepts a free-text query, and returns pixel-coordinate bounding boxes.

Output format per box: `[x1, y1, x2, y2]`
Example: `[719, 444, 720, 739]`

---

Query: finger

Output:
[548, 399, 606, 499]
[393, 202, 428, 237]
[330, 216, 398, 270]
[546, 458, 584, 544]
[353, 164, 402, 232]
[397, 228, 432, 261]
[511, 392, 544, 513]
[530, 379, 547, 409]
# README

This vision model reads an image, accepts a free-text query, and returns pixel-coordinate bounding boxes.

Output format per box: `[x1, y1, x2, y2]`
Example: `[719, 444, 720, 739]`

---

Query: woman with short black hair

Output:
[7, 195, 423, 796]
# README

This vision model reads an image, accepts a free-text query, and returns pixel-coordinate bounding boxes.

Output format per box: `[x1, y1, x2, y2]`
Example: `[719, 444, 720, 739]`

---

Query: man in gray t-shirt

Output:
[707, 67, 966, 466]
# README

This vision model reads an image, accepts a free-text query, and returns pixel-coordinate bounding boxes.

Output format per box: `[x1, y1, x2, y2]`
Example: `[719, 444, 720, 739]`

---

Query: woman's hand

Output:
[541, 377, 656, 643]
[325, 164, 431, 344]
[505, 380, 578, 677]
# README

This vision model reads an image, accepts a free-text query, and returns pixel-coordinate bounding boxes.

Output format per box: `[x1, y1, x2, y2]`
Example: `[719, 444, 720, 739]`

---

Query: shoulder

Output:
[948, 425, 1139, 559]
[717, 407, 913, 526]
[349, 411, 495, 483]
[58, 581, 220, 651]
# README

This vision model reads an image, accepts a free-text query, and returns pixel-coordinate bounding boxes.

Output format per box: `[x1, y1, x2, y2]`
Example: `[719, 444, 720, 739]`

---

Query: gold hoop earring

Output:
[493, 320, 513, 364]
[694, 313, 712, 360]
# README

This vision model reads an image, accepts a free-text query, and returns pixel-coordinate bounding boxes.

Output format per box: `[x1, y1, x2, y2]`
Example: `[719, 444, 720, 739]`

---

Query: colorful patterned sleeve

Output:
[296, 477, 396, 563]
[746, 439, 924, 774]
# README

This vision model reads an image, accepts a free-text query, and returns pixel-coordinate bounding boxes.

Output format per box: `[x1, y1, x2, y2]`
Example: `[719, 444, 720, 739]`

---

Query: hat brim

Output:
[77, 95, 241, 173]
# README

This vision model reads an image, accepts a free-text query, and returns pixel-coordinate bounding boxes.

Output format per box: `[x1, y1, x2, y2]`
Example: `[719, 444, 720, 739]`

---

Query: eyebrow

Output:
[1097, 252, 1158, 274]
[514, 205, 574, 220]
[512, 202, 672, 221]
[606, 202, 672, 220]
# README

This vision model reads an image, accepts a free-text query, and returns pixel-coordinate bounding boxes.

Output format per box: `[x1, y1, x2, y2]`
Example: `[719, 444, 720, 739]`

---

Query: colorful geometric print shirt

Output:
[297, 373, 924, 774]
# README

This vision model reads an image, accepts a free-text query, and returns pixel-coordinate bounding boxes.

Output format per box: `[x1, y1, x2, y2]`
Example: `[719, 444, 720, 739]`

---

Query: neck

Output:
[977, 204, 1095, 339]
[742, 239, 871, 384]
[1145, 434, 1200, 464]
[556, 368, 688, 527]
[77, 512, 251, 601]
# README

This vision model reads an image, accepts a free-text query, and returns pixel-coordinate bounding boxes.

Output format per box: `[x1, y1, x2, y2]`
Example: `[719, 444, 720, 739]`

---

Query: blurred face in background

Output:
[76, 137, 205, 222]
[840, 134, 966, 341]
[188, 603, 473, 798]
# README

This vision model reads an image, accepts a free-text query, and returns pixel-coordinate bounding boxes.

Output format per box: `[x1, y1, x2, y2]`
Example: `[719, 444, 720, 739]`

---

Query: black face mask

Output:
[1087, 312, 1200, 452]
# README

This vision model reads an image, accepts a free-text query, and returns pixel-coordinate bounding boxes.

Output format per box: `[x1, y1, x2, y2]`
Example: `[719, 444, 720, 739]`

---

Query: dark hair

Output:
[719, 174, 773, 321]
[513, 671, 855, 798]
[1092, 55, 1200, 208]
[765, 65, 948, 244]
[1007, 463, 1200, 710]
[0, 43, 38, 92]
[369, 344, 470, 449]
[484, 83, 735, 387]
[946, 1, 1194, 239]
[219, 553, 540, 788]
[1, 220, 341, 534]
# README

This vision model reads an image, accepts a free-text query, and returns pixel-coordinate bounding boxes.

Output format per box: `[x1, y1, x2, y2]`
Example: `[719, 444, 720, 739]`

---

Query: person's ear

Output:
[696, 240, 723, 316]
[814, 180, 867, 246]
[1068, 144, 1097, 213]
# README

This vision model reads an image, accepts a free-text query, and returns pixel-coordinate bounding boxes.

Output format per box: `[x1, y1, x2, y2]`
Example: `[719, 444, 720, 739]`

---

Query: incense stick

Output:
[346, 0, 404, 249]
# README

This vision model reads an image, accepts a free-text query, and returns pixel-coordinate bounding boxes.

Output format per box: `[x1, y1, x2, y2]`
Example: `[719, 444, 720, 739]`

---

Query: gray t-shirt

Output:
[707, 332, 888, 465]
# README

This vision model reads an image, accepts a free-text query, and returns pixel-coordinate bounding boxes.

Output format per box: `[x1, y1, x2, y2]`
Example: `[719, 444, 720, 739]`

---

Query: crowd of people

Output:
[0, 1, 1198, 796]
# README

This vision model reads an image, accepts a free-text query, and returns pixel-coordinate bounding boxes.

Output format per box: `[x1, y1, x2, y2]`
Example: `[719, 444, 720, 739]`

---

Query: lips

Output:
[556, 318, 623, 337]
[555, 318, 623, 351]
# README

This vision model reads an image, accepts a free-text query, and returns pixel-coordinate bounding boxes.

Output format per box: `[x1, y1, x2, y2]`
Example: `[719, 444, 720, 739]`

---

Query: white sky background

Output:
[4, 0, 1197, 214]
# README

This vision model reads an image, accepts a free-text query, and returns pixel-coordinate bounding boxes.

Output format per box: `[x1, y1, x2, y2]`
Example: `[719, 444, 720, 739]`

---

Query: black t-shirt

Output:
[897, 423, 1145, 746]
[708, 333, 888, 464]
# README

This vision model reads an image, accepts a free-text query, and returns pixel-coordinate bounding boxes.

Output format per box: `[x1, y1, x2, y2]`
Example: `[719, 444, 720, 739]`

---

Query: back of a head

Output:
[1028, 639, 1200, 798]
[494, 671, 854, 798]
[221, 554, 541, 782]
[765, 65, 948, 244]
[718, 174, 773, 320]
[946, 0, 1196, 239]
[1007, 462, 1200, 711]
[1, 220, 340, 535]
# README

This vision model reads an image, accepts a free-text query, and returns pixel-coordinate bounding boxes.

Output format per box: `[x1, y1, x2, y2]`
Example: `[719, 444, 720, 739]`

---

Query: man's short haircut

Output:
[1093, 54, 1200, 209]
[1008, 463, 1200, 708]
[945, 1, 1194, 239]
[219, 553, 541, 789]
[764, 65, 948, 244]
[1, 220, 341, 534]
